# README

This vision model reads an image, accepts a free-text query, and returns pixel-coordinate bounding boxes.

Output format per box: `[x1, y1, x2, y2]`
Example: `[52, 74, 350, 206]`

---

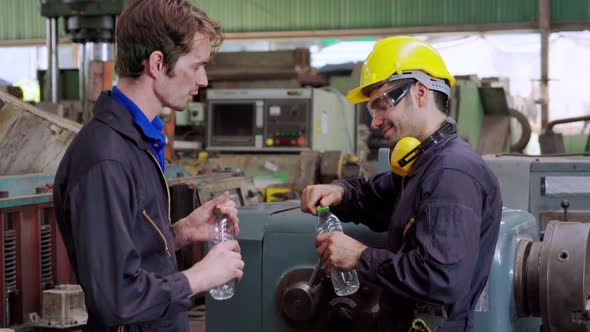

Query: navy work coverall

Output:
[53, 92, 192, 331]
[332, 133, 502, 332]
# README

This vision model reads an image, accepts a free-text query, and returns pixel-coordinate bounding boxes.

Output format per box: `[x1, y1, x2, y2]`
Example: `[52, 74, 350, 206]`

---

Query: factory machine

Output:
[0, 173, 78, 329]
[206, 88, 356, 154]
[484, 155, 590, 235]
[207, 152, 590, 332]
[40, 0, 122, 122]
[167, 171, 262, 274]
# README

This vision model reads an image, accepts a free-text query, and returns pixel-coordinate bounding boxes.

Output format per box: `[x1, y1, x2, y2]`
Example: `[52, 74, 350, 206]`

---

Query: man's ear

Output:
[413, 81, 429, 108]
[146, 50, 165, 78]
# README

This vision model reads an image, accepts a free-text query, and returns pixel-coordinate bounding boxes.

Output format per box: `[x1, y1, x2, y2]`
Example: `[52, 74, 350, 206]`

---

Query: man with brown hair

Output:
[52, 1, 244, 330]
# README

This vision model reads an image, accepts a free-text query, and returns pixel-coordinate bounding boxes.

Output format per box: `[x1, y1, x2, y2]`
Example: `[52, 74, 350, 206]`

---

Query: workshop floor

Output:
[30, 305, 207, 331]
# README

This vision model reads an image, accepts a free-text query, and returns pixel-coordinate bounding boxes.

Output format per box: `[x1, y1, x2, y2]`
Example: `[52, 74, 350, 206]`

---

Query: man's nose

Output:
[196, 68, 208, 87]
[371, 116, 383, 129]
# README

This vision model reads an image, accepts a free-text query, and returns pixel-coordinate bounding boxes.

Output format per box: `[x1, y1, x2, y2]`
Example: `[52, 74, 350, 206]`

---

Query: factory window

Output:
[0, 44, 76, 102]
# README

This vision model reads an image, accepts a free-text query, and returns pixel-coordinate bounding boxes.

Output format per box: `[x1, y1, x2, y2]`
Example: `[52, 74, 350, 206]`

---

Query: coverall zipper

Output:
[142, 209, 171, 257]
[145, 150, 173, 226]
[145, 149, 175, 255]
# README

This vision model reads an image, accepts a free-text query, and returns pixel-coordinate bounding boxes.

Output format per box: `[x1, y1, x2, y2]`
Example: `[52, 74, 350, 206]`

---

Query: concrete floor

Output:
[23, 305, 207, 331]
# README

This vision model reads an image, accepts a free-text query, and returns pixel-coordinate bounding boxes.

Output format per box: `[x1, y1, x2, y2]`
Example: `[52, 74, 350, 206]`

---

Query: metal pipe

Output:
[81, 42, 93, 122]
[78, 43, 86, 122]
[539, 0, 551, 128]
[45, 18, 52, 102]
[545, 115, 590, 132]
[50, 17, 59, 103]
[94, 42, 114, 62]
[81, 42, 115, 122]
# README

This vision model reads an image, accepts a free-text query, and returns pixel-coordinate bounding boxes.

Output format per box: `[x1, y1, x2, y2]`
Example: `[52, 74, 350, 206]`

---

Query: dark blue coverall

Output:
[332, 133, 502, 332]
[53, 92, 192, 331]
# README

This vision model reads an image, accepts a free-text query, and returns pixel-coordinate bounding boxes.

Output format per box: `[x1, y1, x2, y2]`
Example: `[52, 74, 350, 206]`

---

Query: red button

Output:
[297, 137, 306, 146]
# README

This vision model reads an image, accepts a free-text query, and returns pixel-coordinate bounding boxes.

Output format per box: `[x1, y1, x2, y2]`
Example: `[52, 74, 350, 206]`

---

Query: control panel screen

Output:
[211, 103, 255, 136]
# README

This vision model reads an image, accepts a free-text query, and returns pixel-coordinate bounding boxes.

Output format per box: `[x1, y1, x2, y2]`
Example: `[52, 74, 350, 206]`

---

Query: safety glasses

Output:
[366, 83, 413, 118]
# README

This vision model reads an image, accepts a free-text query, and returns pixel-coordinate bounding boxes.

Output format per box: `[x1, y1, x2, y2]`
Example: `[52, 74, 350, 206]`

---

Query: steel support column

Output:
[539, 0, 551, 128]
[46, 17, 59, 103]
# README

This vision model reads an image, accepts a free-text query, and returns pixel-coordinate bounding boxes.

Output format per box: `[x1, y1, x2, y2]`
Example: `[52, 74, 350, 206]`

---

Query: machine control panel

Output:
[264, 100, 309, 148]
[206, 88, 355, 153]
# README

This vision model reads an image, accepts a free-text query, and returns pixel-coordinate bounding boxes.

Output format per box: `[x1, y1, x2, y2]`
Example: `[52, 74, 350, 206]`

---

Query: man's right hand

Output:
[183, 240, 244, 295]
[301, 184, 345, 216]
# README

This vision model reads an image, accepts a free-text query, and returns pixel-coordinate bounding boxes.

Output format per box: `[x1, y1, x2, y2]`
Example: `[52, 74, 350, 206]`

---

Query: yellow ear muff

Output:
[389, 137, 422, 177]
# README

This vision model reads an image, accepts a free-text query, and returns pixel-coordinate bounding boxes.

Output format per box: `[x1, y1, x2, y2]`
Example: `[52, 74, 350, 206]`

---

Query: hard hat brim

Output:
[346, 85, 370, 104]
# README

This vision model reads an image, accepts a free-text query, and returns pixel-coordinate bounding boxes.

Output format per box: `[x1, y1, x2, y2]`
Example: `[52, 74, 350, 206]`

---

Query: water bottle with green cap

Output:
[316, 205, 359, 296]
[208, 208, 235, 300]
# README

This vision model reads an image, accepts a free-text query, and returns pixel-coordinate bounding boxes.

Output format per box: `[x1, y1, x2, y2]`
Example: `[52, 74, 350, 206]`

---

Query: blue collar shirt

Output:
[111, 86, 167, 172]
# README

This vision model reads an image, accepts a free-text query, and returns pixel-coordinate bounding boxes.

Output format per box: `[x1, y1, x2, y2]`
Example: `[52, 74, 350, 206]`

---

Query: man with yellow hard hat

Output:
[301, 36, 502, 331]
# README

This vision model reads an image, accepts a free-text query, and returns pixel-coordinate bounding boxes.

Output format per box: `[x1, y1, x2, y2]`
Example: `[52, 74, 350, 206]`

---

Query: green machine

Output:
[207, 201, 585, 331]
[206, 202, 387, 331]
[206, 152, 590, 331]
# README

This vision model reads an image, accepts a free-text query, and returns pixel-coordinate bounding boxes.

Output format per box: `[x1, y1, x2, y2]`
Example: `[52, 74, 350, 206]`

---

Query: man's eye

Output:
[375, 99, 389, 111]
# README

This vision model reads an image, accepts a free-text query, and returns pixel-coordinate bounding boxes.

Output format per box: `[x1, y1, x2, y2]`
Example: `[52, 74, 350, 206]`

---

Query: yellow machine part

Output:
[265, 186, 294, 203]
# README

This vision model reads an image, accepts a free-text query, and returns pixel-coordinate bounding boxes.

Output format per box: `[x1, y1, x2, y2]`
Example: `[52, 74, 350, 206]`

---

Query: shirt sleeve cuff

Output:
[358, 247, 393, 283]
[330, 181, 354, 219]
[331, 181, 350, 202]
[166, 271, 194, 311]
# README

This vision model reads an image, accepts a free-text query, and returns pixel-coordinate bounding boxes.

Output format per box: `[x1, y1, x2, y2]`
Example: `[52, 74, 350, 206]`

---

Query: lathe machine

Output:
[207, 153, 590, 332]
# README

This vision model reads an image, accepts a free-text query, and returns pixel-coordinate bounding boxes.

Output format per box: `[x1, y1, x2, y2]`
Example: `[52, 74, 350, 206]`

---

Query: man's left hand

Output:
[175, 192, 239, 248]
[316, 232, 367, 272]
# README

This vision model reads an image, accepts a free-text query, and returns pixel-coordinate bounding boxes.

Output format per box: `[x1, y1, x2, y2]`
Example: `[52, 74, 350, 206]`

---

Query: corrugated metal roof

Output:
[0, 0, 587, 42]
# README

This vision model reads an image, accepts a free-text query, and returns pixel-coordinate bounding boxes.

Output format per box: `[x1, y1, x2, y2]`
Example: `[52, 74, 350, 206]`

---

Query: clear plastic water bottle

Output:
[316, 206, 359, 296]
[208, 208, 235, 300]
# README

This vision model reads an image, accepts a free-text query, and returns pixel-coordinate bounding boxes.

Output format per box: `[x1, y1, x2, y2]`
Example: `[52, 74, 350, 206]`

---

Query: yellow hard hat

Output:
[347, 36, 455, 104]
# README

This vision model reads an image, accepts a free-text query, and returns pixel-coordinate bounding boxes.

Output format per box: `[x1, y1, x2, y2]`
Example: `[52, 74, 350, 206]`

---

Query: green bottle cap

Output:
[213, 208, 223, 218]
[316, 205, 330, 213]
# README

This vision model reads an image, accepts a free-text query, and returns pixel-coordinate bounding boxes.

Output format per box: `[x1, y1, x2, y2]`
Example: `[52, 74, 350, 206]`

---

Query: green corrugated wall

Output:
[551, 0, 590, 22]
[0, 0, 588, 41]
[0, 0, 58, 40]
[193, 0, 537, 31]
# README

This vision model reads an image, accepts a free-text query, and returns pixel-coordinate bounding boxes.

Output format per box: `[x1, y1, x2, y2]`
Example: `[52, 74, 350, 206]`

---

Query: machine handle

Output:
[545, 115, 590, 133]
[561, 199, 569, 221]
[307, 259, 322, 293]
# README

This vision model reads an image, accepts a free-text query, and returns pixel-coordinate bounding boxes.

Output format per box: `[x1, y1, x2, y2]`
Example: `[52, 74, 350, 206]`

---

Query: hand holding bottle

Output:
[183, 240, 243, 296]
[207, 208, 239, 300]
[315, 206, 361, 296]
[316, 232, 368, 271]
